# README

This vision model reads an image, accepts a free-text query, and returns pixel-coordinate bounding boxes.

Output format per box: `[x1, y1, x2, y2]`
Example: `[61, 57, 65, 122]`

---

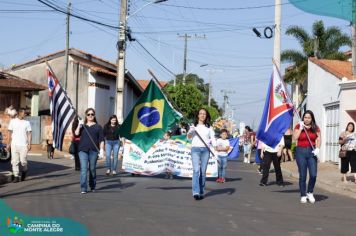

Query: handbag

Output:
[69, 142, 76, 155]
[339, 146, 347, 158]
[339, 140, 351, 158]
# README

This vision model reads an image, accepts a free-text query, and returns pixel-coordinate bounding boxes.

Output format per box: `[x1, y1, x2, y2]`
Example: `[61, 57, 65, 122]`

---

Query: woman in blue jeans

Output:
[187, 108, 216, 200]
[75, 108, 104, 194]
[103, 115, 120, 176]
[293, 110, 321, 204]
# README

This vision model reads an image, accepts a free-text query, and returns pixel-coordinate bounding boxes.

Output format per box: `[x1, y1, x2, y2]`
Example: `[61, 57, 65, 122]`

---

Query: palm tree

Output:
[281, 20, 351, 100]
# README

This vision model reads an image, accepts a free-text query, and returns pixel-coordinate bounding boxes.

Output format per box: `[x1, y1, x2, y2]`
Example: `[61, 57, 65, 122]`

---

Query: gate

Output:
[324, 104, 340, 162]
[25, 116, 41, 144]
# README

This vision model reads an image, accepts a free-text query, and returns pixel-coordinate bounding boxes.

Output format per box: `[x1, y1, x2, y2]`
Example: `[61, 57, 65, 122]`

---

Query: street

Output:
[1, 154, 356, 236]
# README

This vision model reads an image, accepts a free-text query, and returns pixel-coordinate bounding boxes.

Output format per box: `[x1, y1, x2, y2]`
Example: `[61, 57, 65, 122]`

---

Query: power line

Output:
[135, 39, 176, 76]
[160, 1, 295, 11]
[36, 0, 119, 29]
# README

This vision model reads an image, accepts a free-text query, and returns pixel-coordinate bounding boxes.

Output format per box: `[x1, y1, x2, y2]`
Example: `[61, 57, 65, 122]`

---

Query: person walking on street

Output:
[282, 128, 293, 162]
[71, 116, 81, 171]
[187, 108, 216, 200]
[103, 115, 121, 176]
[75, 108, 104, 194]
[259, 137, 285, 187]
[338, 122, 356, 183]
[7, 108, 32, 183]
[216, 129, 231, 183]
[293, 110, 321, 204]
[242, 126, 253, 164]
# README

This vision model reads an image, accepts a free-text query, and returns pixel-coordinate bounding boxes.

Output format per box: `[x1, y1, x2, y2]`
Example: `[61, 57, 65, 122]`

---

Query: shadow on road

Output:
[272, 189, 300, 193]
[0, 181, 78, 198]
[315, 194, 328, 202]
[97, 182, 136, 191]
[205, 188, 236, 198]
[145, 186, 191, 190]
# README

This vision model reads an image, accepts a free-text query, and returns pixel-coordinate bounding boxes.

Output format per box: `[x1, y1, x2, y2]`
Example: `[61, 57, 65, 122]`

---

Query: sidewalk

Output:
[0, 150, 75, 185]
[281, 161, 356, 200]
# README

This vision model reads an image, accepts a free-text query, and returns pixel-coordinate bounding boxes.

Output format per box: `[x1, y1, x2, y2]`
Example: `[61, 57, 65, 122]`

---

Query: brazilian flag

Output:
[118, 80, 182, 152]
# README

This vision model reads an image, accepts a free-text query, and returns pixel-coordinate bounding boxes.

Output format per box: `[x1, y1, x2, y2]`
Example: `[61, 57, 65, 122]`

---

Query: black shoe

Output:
[13, 176, 20, 183]
[277, 183, 285, 187]
[193, 194, 200, 200]
[21, 171, 27, 181]
[199, 195, 205, 200]
[259, 183, 267, 186]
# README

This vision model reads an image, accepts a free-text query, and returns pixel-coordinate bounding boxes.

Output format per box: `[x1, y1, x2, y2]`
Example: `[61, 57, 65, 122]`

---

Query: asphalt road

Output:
[1, 156, 356, 236]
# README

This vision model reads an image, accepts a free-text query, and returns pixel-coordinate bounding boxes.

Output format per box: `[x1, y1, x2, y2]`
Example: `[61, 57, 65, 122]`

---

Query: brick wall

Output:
[0, 113, 73, 152]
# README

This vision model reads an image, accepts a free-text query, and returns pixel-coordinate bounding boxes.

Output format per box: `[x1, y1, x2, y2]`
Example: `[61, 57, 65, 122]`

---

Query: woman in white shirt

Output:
[338, 122, 356, 182]
[187, 108, 216, 200]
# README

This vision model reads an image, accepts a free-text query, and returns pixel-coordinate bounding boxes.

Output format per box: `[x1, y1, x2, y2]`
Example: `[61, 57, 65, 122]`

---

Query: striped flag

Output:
[47, 67, 76, 151]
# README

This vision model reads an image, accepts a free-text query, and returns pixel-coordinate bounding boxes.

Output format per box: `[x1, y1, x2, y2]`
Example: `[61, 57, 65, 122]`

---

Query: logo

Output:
[131, 99, 164, 134]
[137, 106, 160, 127]
[7, 216, 25, 233]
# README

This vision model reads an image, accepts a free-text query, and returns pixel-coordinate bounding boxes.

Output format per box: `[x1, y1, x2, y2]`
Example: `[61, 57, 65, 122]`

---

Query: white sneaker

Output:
[112, 170, 117, 175]
[300, 196, 307, 203]
[307, 193, 315, 204]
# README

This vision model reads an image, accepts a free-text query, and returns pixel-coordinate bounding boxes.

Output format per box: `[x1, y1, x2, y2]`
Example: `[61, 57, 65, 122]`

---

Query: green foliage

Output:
[281, 20, 351, 86]
[164, 83, 203, 120]
[167, 73, 223, 115]
[202, 105, 220, 123]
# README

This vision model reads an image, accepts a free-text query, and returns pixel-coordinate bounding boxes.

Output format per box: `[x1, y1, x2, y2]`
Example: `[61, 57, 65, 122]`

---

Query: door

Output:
[324, 104, 340, 162]
[25, 116, 41, 144]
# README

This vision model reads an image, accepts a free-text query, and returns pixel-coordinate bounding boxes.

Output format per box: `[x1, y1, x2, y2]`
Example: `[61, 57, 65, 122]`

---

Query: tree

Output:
[281, 20, 351, 100]
[202, 105, 220, 122]
[168, 73, 223, 114]
[164, 83, 203, 120]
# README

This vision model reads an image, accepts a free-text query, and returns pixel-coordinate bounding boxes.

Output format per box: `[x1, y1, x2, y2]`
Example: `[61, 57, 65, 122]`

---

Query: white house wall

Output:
[339, 82, 356, 131]
[307, 60, 341, 162]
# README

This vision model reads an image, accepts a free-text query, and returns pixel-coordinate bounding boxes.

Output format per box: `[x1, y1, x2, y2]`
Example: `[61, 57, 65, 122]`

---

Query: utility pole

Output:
[178, 34, 191, 85]
[273, 0, 281, 70]
[221, 89, 235, 118]
[207, 69, 222, 106]
[116, 0, 128, 123]
[352, 0, 356, 75]
[178, 34, 206, 85]
[64, 1, 71, 90]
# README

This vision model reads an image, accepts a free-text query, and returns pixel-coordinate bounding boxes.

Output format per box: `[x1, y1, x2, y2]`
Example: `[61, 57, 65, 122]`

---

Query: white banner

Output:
[122, 138, 218, 177]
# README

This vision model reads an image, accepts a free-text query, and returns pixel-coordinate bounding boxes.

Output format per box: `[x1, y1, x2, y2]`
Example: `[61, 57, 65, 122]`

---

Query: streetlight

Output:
[127, 0, 168, 20]
[116, 0, 168, 122]
[181, 63, 208, 86]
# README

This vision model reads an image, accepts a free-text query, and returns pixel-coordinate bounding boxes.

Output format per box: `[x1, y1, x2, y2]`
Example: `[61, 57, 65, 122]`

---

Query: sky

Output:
[0, 0, 352, 130]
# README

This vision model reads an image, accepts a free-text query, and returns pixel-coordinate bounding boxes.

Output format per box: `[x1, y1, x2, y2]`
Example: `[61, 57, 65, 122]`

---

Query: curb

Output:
[281, 167, 356, 200]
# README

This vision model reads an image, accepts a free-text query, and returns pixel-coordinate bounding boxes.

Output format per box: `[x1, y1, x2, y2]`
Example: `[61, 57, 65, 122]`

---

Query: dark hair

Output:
[71, 115, 80, 138]
[106, 115, 118, 127]
[166, 130, 172, 137]
[245, 126, 252, 132]
[194, 108, 211, 127]
[345, 122, 355, 132]
[84, 108, 97, 124]
[302, 110, 317, 133]
[220, 129, 228, 134]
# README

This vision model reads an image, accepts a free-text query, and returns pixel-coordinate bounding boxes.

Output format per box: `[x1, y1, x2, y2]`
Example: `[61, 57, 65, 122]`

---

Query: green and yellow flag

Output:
[118, 80, 182, 152]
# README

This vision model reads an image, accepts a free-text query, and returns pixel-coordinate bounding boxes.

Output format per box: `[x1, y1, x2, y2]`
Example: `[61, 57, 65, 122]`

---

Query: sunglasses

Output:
[86, 113, 95, 117]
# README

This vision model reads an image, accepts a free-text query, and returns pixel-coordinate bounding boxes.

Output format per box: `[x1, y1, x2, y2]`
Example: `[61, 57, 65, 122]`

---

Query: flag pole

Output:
[272, 59, 317, 153]
[147, 69, 216, 157]
[46, 61, 100, 153]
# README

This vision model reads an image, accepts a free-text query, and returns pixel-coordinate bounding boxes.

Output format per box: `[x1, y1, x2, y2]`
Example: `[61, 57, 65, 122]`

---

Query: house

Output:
[0, 71, 46, 145]
[306, 57, 356, 162]
[8, 48, 143, 126]
[136, 80, 168, 90]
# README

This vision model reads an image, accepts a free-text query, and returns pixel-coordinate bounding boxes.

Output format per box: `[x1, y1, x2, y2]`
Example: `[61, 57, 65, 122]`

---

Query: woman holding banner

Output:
[187, 108, 216, 200]
[293, 110, 320, 204]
